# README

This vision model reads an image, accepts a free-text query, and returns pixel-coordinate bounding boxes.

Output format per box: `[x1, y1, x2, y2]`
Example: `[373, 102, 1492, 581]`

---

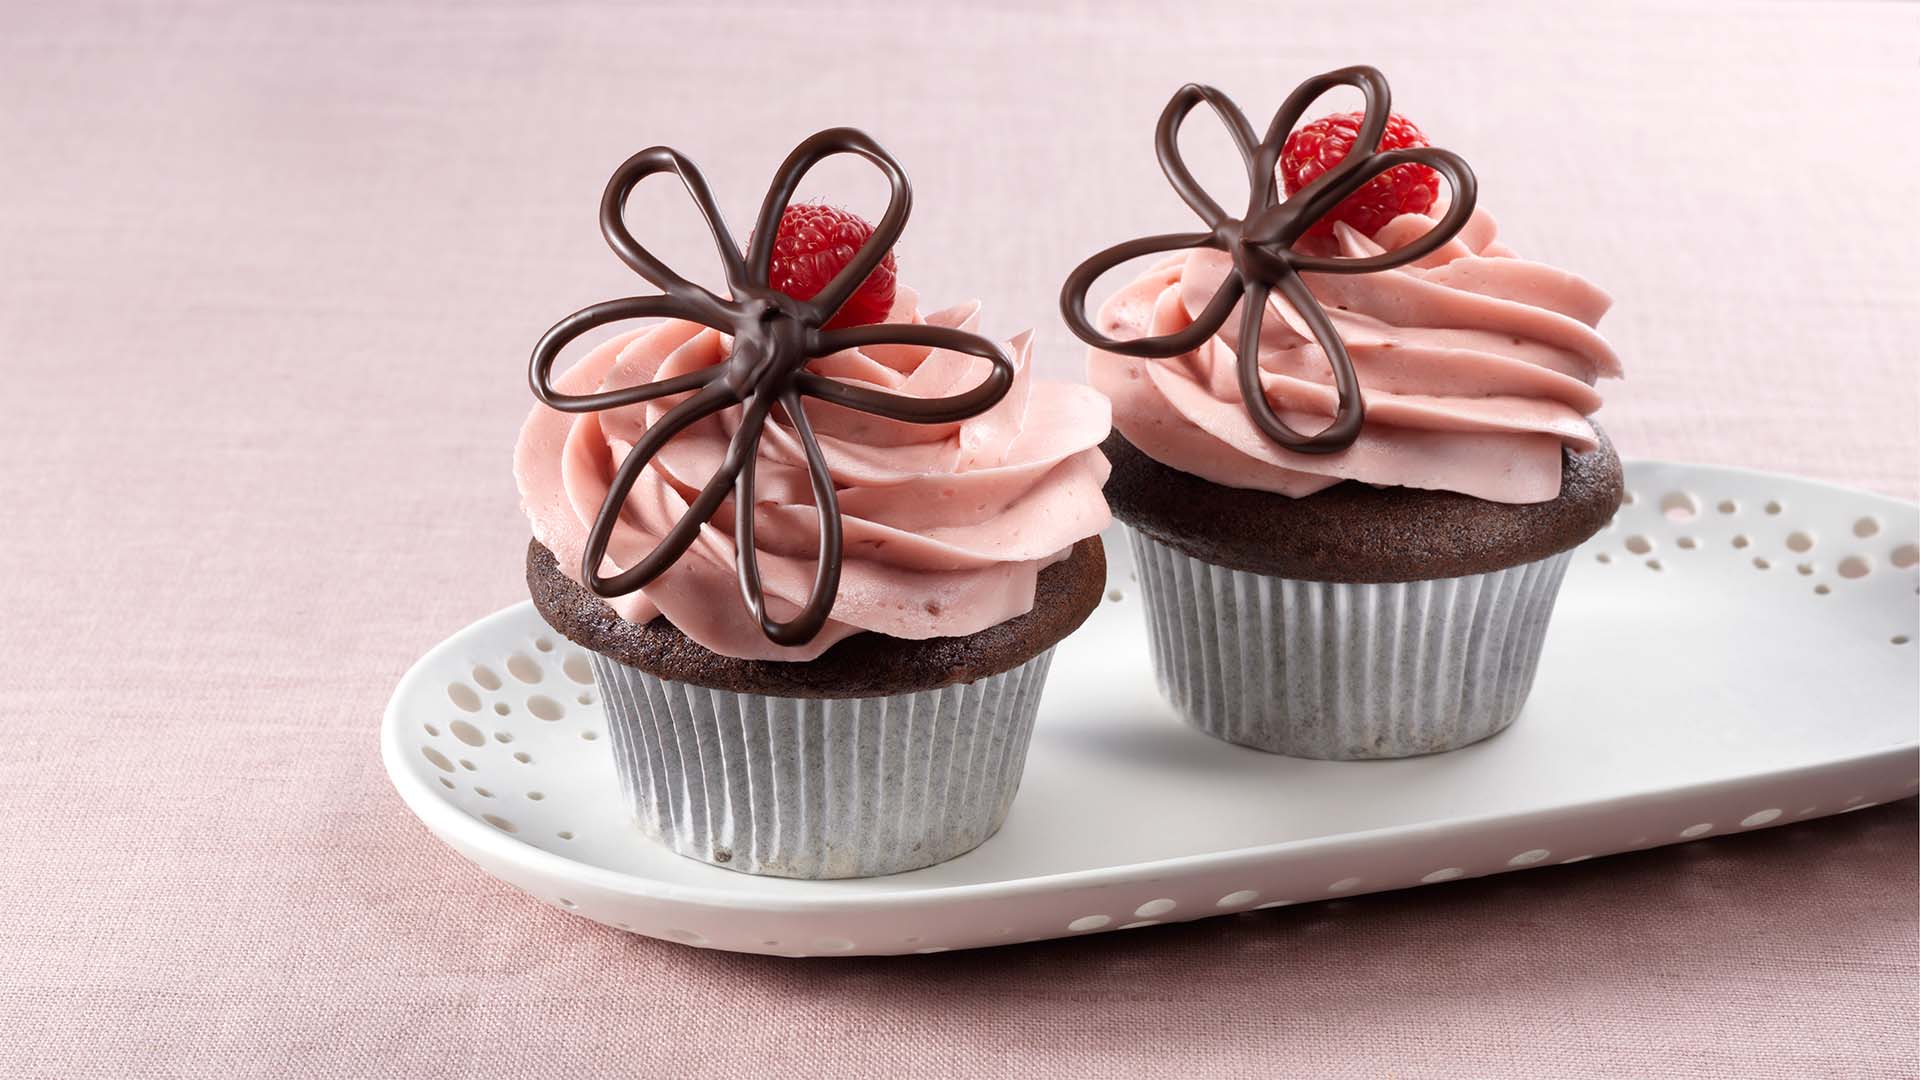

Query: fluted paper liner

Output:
[586, 649, 1056, 879]
[1129, 530, 1573, 759]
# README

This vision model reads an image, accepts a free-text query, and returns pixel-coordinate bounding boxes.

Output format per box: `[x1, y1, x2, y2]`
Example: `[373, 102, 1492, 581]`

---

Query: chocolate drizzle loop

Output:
[1059, 65, 1477, 453]
[529, 129, 1015, 646]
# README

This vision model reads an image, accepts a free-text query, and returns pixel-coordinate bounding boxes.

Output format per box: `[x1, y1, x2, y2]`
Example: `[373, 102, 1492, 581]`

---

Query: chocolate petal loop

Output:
[1056, 230, 1228, 357]
[1254, 64, 1393, 224]
[1285, 147, 1477, 274]
[599, 146, 747, 324]
[529, 295, 724, 413]
[806, 323, 1015, 423]
[735, 391, 844, 645]
[1154, 84, 1259, 228]
[582, 381, 741, 596]
[745, 127, 910, 323]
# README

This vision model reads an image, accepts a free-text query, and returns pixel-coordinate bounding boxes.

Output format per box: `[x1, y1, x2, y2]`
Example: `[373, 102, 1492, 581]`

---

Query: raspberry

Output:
[767, 203, 898, 329]
[1279, 111, 1440, 238]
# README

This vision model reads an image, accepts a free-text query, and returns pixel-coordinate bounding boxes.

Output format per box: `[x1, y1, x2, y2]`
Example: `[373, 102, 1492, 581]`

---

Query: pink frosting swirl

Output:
[515, 288, 1112, 662]
[1089, 208, 1622, 504]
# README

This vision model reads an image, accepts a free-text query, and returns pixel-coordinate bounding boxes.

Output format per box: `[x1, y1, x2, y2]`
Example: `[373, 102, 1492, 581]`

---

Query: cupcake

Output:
[1061, 67, 1622, 760]
[515, 130, 1111, 877]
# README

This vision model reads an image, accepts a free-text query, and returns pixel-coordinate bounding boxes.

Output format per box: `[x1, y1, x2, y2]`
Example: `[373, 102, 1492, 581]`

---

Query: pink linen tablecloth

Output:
[2, 2, 1915, 1077]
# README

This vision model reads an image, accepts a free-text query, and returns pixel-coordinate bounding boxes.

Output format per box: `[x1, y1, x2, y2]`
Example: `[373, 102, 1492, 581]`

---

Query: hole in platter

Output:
[562, 653, 593, 684]
[1659, 491, 1698, 521]
[446, 683, 481, 712]
[1854, 517, 1880, 538]
[1624, 535, 1653, 555]
[1717, 499, 1738, 514]
[1595, 552, 1612, 564]
[1107, 589, 1124, 603]
[1421, 868, 1464, 883]
[1679, 823, 1713, 838]
[1676, 536, 1697, 550]
[438, 777, 454, 790]
[1134, 898, 1177, 918]
[421, 747, 455, 773]
[1894, 635, 1912, 646]
[1217, 890, 1259, 907]
[1814, 584, 1831, 595]
[1764, 500, 1783, 515]
[1068, 915, 1111, 932]
[526, 791, 545, 801]
[580, 731, 599, 741]
[422, 723, 439, 737]
[535, 637, 555, 652]
[1327, 877, 1363, 893]
[482, 814, 517, 833]
[527, 695, 565, 722]
[474, 787, 493, 798]
[1797, 563, 1815, 576]
[1785, 531, 1814, 553]
[472, 666, 502, 691]
[1645, 559, 1663, 572]
[1891, 543, 1919, 569]
[449, 720, 486, 747]
[577, 693, 595, 706]
[1838, 555, 1871, 579]
[1507, 849, 1551, 866]
[558, 830, 574, 840]
[493, 702, 511, 716]
[558, 898, 576, 909]
[494, 732, 513, 744]
[1753, 557, 1771, 570]
[513, 751, 532, 763]
[814, 937, 855, 953]
[457, 759, 476, 771]
[1621, 490, 1637, 506]
[506, 653, 543, 684]
[1732, 535, 1751, 549]
[1741, 809, 1782, 827]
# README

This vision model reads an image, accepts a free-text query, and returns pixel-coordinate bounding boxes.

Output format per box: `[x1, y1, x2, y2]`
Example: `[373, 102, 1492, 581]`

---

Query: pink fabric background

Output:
[2, 2, 1915, 1076]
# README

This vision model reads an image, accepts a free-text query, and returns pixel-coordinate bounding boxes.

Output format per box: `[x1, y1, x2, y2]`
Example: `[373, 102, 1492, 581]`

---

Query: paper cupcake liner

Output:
[1128, 530, 1573, 760]
[585, 649, 1056, 879]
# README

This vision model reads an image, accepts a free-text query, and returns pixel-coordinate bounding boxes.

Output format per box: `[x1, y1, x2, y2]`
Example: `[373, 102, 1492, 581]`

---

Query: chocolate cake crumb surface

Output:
[1101, 430, 1621, 582]
[527, 537, 1106, 698]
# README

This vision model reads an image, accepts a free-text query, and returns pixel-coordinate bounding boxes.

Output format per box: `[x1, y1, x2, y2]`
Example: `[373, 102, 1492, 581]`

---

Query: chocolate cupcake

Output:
[1062, 67, 1623, 759]
[515, 130, 1111, 877]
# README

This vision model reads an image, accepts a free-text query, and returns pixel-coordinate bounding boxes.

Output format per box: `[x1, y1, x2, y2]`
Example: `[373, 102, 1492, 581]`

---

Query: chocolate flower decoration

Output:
[529, 129, 1014, 646]
[1060, 65, 1477, 453]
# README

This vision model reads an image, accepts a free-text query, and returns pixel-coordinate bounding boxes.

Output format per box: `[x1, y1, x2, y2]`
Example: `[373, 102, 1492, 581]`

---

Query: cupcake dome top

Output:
[1064, 66, 1621, 506]
[515, 129, 1112, 662]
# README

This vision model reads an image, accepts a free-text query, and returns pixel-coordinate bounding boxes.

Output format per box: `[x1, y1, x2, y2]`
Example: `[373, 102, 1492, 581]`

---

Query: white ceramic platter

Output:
[383, 462, 1919, 956]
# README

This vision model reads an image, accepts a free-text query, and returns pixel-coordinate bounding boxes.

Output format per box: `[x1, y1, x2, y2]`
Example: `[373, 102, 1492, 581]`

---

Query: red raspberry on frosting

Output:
[1279, 111, 1441, 238]
[768, 203, 898, 329]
